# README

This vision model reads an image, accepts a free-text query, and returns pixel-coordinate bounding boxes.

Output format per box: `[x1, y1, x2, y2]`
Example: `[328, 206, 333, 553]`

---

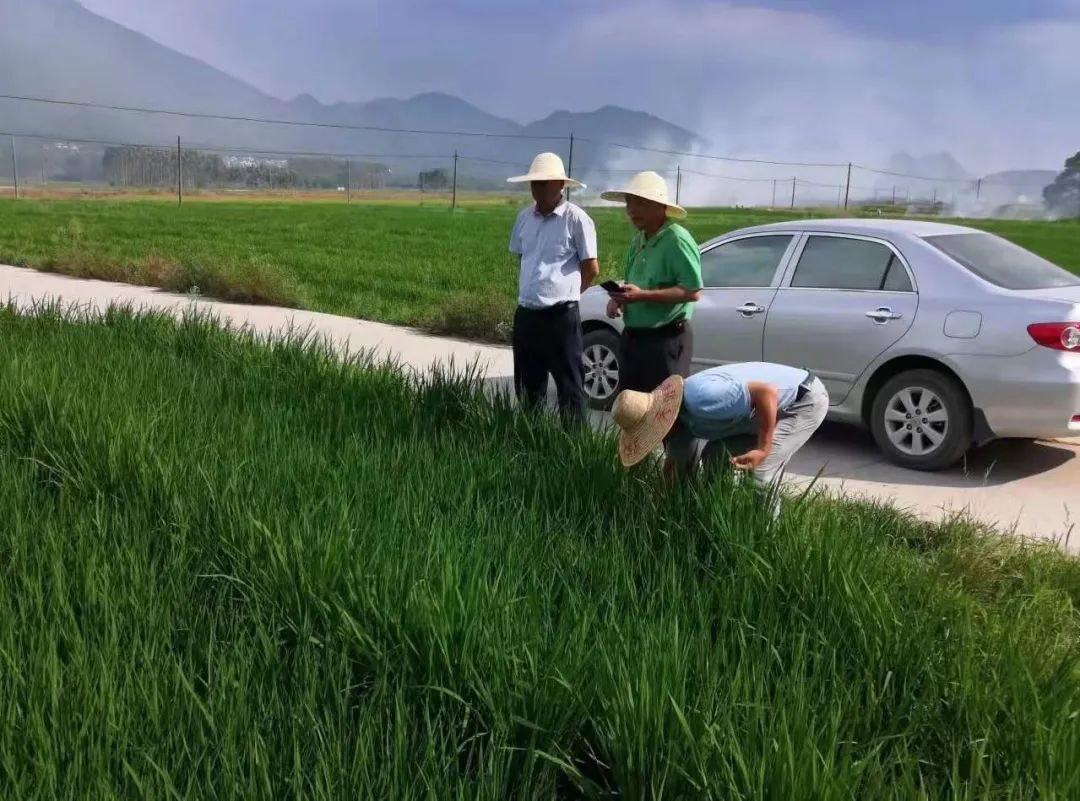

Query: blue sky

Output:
[76, 0, 1080, 171]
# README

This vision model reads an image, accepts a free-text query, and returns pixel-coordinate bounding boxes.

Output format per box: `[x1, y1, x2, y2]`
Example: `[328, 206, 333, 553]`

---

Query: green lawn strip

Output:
[2, 200, 1076, 344]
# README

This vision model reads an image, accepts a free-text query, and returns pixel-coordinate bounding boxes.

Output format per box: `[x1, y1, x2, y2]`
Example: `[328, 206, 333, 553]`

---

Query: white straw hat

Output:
[612, 375, 684, 467]
[601, 171, 687, 219]
[507, 152, 584, 189]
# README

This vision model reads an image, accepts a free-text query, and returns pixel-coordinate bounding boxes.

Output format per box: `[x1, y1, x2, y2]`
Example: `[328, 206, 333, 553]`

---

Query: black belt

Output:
[623, 317, 689, 338]
[795, 371, 818, 401]
[518, 301, 578, 314]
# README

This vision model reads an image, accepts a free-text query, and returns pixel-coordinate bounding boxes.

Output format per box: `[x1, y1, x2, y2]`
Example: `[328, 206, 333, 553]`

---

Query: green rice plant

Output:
[0, 304, 1078, 799]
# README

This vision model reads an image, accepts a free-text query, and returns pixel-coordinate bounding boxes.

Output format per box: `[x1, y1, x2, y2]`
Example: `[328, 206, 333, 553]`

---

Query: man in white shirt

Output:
[508, 153, 600, 422]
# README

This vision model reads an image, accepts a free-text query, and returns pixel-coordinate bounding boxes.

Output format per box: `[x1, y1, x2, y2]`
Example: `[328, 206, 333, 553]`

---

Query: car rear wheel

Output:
[870, 369, 972, 471]
[582, 328, 622, 410]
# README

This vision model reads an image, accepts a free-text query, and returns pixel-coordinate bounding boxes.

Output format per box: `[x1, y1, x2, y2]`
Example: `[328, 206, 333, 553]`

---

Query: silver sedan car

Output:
[580, 219, 1080, 470]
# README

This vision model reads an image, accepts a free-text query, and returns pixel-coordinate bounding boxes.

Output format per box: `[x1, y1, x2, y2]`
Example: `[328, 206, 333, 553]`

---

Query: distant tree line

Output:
[290, 157, 389, 190]
[100, 146, 389, 190]
[418, 168, 449, 191]
[1044, 152, 1080, 215]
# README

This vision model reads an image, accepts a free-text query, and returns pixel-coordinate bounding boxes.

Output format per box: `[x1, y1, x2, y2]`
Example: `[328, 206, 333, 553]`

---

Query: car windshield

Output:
[923, 232, 1080, 290]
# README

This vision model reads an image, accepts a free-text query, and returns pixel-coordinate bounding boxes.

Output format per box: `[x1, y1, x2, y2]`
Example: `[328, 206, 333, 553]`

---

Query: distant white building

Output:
[223, 155, 288, 169]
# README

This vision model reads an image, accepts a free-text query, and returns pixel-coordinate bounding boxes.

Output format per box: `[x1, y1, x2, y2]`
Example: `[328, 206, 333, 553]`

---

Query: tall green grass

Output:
[1, 305, 1079, 799]
[1, 199, 1077, 343]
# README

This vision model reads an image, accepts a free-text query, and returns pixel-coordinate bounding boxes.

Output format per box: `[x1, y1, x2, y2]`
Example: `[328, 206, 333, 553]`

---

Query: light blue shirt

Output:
[680, 362, 810, 441]
[509, 201, 598, 309]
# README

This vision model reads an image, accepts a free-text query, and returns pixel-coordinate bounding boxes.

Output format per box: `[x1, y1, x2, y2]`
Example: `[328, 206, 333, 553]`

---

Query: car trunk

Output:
[1011, 286, 1080, 307]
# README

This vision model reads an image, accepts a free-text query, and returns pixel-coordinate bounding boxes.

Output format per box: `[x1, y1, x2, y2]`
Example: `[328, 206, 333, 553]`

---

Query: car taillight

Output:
[1028, 323, 1080, 351]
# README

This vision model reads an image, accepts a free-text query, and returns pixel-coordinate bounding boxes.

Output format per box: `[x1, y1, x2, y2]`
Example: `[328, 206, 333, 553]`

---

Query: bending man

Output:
[612, 363, 829, 513]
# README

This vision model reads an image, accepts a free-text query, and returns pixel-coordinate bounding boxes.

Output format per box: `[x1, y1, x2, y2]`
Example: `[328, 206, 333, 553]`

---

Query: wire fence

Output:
[0, 92, 1067, 217]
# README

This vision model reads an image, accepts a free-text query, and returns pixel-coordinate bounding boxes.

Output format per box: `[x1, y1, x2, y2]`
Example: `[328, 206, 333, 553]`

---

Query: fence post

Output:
[176, 136, 183, 206]
[675, 165, 682, 205]
[566, 133, 575, 203]
[790, 177, 796, 209]
[975, 177, 981, 201]
[843, 162, 852, 209]
[347, 159, 352, 203]
[451, 151, 458, 210]
[771, 179, 777, 208]
[10, 135, 18, 200]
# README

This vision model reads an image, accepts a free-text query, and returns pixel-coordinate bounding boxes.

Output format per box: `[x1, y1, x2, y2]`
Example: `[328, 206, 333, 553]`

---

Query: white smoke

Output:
[562, 1, 1078, 215]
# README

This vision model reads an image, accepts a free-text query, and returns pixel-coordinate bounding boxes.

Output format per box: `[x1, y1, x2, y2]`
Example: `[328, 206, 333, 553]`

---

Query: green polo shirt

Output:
[622, 221, 703, 329]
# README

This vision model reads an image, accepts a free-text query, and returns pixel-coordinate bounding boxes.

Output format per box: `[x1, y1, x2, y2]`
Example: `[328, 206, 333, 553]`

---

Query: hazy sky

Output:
[76, 0, 1080, 171]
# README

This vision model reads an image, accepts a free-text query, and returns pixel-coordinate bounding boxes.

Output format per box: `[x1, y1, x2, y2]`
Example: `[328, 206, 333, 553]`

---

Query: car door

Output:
[691, 233, 800, 371]
[763, 233, 919, 403]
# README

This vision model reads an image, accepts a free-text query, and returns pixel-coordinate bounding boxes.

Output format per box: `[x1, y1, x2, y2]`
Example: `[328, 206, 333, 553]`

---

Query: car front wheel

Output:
[582, 328, 622, 410]
[870, 369, 973, 471]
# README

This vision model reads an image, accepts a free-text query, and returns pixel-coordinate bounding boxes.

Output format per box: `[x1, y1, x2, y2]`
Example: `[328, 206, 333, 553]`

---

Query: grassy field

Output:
[2, 305, 1079, 798]
[0, 182, 529, 206]
[2, 198, 1077, 342]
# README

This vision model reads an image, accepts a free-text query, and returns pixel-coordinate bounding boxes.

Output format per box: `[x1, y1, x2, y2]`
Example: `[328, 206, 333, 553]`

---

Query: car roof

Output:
[712, 217, 978, 242]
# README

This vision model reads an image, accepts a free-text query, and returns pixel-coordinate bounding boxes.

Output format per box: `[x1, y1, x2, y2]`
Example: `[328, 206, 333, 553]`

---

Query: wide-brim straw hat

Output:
[612, 375, 685, 467]
[507, 152, 584, 189]
[600, 170, 687, 219]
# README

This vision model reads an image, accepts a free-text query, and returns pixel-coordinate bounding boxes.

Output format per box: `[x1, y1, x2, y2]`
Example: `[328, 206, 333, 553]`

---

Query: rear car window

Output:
[924, 233, 1080, 290]
[791, 236, 908, 291]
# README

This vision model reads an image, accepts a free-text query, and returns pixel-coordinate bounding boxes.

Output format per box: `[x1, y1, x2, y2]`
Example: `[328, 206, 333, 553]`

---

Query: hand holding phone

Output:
[601, 280, 626, 294]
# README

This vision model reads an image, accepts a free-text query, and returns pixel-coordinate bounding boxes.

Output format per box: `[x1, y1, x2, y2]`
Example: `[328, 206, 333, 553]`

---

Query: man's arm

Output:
[509, 212, 524, 258]
[662, 422, 695, 481]
[616, 285, 701, 305]
[571, 212, 600, 293]
[731, 381, 778, 471]
[617, 230, 703, 306]
[580, 258, 600, 293]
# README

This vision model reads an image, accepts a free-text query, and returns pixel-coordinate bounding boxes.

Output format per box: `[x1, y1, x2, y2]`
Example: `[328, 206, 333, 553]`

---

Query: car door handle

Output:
[865, 307, 903, 323]
[736, 302, 766, 316]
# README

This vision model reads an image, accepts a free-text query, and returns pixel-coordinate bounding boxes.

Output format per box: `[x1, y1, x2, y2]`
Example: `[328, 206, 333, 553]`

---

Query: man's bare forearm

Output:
[747, 382, 779, 454]
[580, 259, 600, 293]
[627, 286, 701, 304]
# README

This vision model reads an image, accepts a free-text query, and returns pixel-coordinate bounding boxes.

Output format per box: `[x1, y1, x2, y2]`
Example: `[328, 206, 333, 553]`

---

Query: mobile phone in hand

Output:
[601, 280, 626, 294]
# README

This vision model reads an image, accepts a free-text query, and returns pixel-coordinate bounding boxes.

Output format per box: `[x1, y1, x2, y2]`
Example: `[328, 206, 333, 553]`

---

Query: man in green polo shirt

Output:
[600, 171, 703, 393]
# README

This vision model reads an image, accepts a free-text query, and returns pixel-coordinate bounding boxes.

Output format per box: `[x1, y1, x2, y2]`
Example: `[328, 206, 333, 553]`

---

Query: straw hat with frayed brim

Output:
[601, 170, 687, 219]
[507, 152, 585, 189]
[612, 375, 684, 468]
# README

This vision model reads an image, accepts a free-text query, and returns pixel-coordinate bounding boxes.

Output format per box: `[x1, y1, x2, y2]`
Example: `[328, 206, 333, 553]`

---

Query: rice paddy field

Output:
[0, 198, 1077, 342]
[2, 305, 1080, 799]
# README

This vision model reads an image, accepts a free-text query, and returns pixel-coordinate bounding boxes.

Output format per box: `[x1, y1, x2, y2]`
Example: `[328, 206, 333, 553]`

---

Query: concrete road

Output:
[3, 264, 1077, 551]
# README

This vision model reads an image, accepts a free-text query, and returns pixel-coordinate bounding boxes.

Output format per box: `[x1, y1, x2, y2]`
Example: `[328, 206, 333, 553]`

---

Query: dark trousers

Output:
[512, 303, 585, 421]
[620, 320, 694, 394]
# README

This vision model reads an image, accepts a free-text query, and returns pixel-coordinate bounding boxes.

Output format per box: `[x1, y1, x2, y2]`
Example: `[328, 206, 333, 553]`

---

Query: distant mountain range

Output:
[880, 153, 1054, 204]
[979, 170, 1058, 204]
[0, 0, 1061, 197]
[887, 152, 972, 182]
[0, 0, 703, 186]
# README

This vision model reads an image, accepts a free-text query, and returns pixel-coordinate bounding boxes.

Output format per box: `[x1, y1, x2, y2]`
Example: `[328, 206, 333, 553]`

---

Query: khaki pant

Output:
[700, 377, 829, 488]
[692, 377, 829, 519]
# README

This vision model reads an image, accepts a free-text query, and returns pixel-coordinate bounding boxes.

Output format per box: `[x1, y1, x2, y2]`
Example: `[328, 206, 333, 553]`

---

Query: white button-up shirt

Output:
[509, 201, 598, 309]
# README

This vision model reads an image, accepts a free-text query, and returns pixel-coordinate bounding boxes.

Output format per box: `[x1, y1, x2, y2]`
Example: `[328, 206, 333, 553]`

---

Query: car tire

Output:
[870, 369, 972, 471]
[582, 328, 622, 411]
